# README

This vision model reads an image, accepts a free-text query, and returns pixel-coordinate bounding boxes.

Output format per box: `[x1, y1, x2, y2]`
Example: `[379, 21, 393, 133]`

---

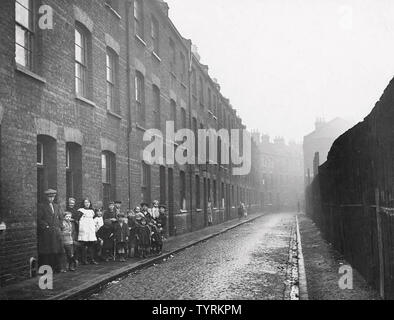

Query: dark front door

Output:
[168, 168, 175, 236]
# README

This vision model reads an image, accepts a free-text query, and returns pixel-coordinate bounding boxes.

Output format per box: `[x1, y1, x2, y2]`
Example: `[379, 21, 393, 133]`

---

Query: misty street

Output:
[90, 213, 295, 300]
[2, 0, 394, 303]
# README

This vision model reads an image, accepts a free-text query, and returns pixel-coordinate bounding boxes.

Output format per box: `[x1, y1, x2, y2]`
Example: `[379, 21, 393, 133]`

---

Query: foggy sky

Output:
[165, 0, 394, 143]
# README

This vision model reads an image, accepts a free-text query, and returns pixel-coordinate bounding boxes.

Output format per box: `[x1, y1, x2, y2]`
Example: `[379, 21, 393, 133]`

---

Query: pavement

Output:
[0, 212, 264, 300]
[90, 212, 297, 300]
[298, 214, 380, 300]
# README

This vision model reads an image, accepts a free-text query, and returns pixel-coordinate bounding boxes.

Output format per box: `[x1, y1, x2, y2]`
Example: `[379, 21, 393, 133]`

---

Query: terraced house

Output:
[0, 0, 263, 286]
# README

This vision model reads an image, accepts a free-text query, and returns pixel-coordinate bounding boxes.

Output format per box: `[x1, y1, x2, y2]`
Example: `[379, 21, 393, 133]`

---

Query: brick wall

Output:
[0, 0, 264, 286]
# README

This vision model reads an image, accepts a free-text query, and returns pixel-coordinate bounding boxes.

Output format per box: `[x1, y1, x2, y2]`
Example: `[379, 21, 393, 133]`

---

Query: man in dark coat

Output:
[37, 189, 64, 273]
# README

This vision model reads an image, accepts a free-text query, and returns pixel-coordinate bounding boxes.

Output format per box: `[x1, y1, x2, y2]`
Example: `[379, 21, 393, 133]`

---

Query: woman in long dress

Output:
[78, 198, 98, 265]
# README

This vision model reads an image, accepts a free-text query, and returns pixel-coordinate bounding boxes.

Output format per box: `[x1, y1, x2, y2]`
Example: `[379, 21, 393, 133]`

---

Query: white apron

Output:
[78, 208, 97, 242]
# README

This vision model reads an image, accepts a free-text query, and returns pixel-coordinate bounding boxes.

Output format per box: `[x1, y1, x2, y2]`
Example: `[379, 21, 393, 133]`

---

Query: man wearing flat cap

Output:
[37, 189, 64, 272]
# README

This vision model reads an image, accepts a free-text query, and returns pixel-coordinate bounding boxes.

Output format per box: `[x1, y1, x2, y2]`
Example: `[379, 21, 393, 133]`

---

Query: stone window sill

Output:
[135, 35, 147, 46]
[16, 64, 46, 84]
[196, 208, 202, 213]
[105, 3, 121, 19]
[136, 123, 146, 131]
[107, 110, 122, 120]
[152, 51, 161, 62]
[75, 95, 97, 108]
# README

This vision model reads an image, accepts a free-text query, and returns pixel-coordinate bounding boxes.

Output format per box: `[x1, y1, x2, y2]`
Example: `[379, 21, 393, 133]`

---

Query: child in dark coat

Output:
[113, 213, 129, 262]
[127, 208, 138, 258]
[135, 214, 151, 258]
[96, 219, 114, 262]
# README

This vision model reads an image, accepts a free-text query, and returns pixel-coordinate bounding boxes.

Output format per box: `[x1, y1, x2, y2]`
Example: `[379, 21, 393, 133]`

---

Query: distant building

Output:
[303, 117, 352, 186]
[253, 132, 304, 212]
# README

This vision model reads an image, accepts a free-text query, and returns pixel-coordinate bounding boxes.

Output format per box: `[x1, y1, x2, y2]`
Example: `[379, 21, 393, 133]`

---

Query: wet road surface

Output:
[89, 212, 296, 300]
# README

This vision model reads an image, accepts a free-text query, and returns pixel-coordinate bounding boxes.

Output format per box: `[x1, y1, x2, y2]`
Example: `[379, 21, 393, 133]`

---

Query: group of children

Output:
[60, 198, 167, 272]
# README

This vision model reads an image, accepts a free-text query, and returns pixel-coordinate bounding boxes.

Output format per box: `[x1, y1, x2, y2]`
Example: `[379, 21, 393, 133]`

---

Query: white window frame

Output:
[15, 0, 34, 70]
[37, 142, 44, 166]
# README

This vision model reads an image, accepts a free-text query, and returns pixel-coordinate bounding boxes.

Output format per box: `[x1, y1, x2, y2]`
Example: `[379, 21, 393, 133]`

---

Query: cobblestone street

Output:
[89, 212, 296, 300]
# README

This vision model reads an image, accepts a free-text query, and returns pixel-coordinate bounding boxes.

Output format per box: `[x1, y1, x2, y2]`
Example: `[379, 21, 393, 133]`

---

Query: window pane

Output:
[66, 147, 70, 168]
[76, 77, 83, 95]
[102, 154, 107, 183]
[134, 1, 139, 19]
[135, 76, 139, 101]
[75, 45, 83, 63]
[107, 84, 113, 110]
[106, 54, 113, 83]
[75, 29, 82, 46]
[16, 1, 30, 30]
[15, 43, 26, 66]
[37, 143, 43, 164]
[75, 63, 81, 78]
[17, 0, 30, 9]
[15, 25, 26, 46]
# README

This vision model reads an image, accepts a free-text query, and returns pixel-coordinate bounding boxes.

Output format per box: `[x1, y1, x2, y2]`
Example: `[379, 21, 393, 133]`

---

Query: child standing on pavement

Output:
[127, 208, 138, 258]
[78, 198, 98, 265]
[61, 212, 77, 272]
[113, 213, 129, 262]
[94, 208, 104, 260]
[135, 214, 151, 258]
[96, 219, 114, 262]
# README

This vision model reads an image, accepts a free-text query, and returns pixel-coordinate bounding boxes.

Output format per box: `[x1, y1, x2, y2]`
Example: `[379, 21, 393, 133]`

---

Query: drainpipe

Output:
[187, 39, 193, 232]
[126, 1, 132, 210]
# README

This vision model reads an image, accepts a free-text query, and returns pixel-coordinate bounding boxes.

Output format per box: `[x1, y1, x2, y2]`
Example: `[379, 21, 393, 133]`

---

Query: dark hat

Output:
[44, 189, 57, 195]
[115, 200, 122, 204]
[159, 204, 167, 209]
[108, 201, 115, 205]
[140, 202, 149, 207]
